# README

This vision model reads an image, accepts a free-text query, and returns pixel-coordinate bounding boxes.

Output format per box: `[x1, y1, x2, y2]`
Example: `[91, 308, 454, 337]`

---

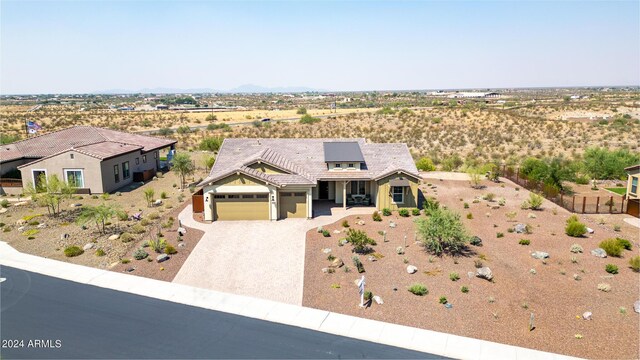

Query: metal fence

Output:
[501, 166, 626, 215]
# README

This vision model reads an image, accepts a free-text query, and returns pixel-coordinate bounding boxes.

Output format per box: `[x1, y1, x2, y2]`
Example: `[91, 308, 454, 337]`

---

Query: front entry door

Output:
[318, 181, 329, 200]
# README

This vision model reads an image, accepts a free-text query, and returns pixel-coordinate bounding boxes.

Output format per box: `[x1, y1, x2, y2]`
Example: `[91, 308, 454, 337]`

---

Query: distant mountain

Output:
[92, 84, 324, 95]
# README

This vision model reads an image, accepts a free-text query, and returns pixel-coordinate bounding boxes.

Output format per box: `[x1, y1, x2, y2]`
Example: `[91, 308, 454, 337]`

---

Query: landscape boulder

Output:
[36, 223, 47, 229]
[69, 203, 82, 208]
[178, 243, 186, 248]
[60, 233, 70, 240]
[634, 300, 640, 314]
[17, 226, 25, 232]
[586, 227, 594, 234]
[83, 243, 94, 251]
[322, 248, 332, 254]
[531, 251, 549, 259]
[16, 219, 26, 226]
[356, 220, 365, 226]
[406, 265, 418, 274]
[396, 246, 405, 255]
[153, 199, 163, 206]
[177, 227, 187, 236]
[476, 267, 493, 281]
[591, 248, 607, 258]
[108, 234, 120, 241]
[367, 256, 376, 262]
[582, 312, 592, 320]
[339, 239, 349, 246]
[373, 295, 384, 305]
[389, 221, 397, 228]
[514, 223, 527, 234]
[0, 208, 7, 214]
[156, 254, 169, 263]
[333, 229, 341, 234]
[330, 257, 344, 268]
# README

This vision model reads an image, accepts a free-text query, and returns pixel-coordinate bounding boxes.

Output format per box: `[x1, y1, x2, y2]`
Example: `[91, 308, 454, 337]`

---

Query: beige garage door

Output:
[213, 194, 269, 221]
[279, 192, 307, 219]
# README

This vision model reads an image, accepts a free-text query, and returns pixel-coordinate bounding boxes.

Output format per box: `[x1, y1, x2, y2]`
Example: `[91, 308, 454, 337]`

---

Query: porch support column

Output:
[343, 181, 347, 210]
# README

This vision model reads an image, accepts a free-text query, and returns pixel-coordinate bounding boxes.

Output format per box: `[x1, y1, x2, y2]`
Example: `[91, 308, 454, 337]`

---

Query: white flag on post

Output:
[357, 275, 365, 307]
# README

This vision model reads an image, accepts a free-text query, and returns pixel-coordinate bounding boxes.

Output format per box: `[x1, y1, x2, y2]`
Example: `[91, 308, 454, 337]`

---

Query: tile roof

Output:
[200, 138, 419, 187]
[1, 126, 176, 163]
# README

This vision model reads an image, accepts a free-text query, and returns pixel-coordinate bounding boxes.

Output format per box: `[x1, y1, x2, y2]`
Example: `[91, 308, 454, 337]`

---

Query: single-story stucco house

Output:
[624, 164, 639, 218]
[0, 126, 176, 194]
[197, 138, 422, 221]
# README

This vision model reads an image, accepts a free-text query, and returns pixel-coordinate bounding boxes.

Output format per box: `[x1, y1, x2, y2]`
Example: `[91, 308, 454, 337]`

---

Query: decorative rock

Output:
[531, 251, 549, 259]
[177, 227, 187, 236]
[582, 312, 592, 320]
[316, 226, 323, 233]
[373, 295, 384, 305]
[444, 303, 453, 309]
[0, 208, 7, 214]
[586, 227, 594, 234]
[16, 219, 27, 226]
[467, 271, 475, 279]
[514, 223, 527, 234]
[36, 223, 46, 229]
[389, 221, 397, 228]
[634, 300, 640, 313]
[527, 213, 537, 219]
[178, 243, 186, 248]
[17, 226, 25, 232]
[591, 248, 607, 258]
[333, 229, 341, 234]
[83, 243, 94, 251]
[356, 220, 365, 226]
[330, 258, 344, 268]
[322, 248, 332, 254]
[156, 254, 169, 263]
[396, 246, 405, 255]
[108, 234, 120, 241]
[60, 233, 70, 240]
[322, 267, 330, 274]
[367, 256, 376, 262]
[476, 267, 493, 281]
[339, 239, 349, 246]
[125, 267, 135, 273]
[406, 265, 418, 274]
[69, 203, 82, 208]
[13, 201, 28, 206]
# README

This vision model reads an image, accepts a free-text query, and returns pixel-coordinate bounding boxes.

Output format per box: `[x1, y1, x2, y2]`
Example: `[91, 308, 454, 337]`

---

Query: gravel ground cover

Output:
[303, 178, 639, 359]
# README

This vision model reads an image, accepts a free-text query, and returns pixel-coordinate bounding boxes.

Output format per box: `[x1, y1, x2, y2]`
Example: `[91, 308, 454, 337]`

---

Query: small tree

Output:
[172, 153, 196, 190]
[76, 203, 123, 234]
[199, 137, 224, 152]
[24, 174, 75, 216]
[204, 155, 216, 170]
[346, 229, 377, 254]
[296, 107, 307, 115]
[415, 157, 436, 172]
[144, 188, 155, 207]
[416, 208, 469, 256]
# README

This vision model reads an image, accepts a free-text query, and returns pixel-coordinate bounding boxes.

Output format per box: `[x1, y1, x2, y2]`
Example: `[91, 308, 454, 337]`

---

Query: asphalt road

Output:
[0, 266, 442, 359]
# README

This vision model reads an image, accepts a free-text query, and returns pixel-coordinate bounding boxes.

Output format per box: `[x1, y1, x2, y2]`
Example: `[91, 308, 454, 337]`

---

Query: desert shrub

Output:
[466, 213, 473, 219]
[408, 283, 428, 296]
[27, 220, 39, 226]
[597, 283, 611, 292]
[415, 157, 436, 172]
[322, 230, 330, 237]
[164, 245, 177, 255]
[364, 290, 373, 301]
[64, 246, 84, 257]
[148, 212, 160, 220]
[22, 229, 39, 237]
[131, 224, 146, 234]
[120, 232, 134, 243]
[519, 239, 530, 245]
[629, 256, 640, 272]
[474, 259, 483, 268]
[382, 208, 391, 216]
[160, 191, 168, 199]
[199, 137, 224, 152]
[599, 239, 623, 257]
[117, 211, 129, 221]
[566, 214, 580, 224]
[341, 220, 350, 228]
[605, 264, 619, 274]
[461, 286, 469, 293]
[496, 232, 504, 238]
[522, 192, 544, 210]
[416, 208, 469, 256]
[469, 236, 482, 246]
[140, 218, 150, 226]
[0, 223, 5, 228]
[570, 243, 583, 253]
[133, 249, 149, 260]
[0, 199, 9, 208]
[121, 258, 130, 264]
[147, 237, 167, 253]
[398, 209, 410, 217]
[346, 229, 376, 253]
[449, 272, 460, 281]
[565, 220, 587, 237]
[372, 211, 382, 221]
[95, 249, 105, 257]
[439, 296, 448, 304]
[463, 202, 469, 209]
[616, 238, 632, 250]
[299, 114, 320, 124]
[352, 256, 365, 273]
[483, 193, 495, 201]
[411, 208, 421, 216]
[423, 196, 440, 214]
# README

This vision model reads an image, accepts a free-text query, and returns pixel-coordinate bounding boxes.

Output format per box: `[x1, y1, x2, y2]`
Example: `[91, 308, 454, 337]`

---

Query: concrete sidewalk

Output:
[0, 241, 581, 360]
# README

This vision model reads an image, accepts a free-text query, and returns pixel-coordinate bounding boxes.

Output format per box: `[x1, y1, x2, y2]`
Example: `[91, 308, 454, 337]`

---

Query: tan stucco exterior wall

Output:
[20, 150, 104, 192]
[100, 150, 157, 193]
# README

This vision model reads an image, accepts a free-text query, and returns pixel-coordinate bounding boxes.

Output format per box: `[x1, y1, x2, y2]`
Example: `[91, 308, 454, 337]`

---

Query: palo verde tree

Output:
[24, 174, 75, 216]
[76, 203, 125, 234]
[171, 152, 196, 190]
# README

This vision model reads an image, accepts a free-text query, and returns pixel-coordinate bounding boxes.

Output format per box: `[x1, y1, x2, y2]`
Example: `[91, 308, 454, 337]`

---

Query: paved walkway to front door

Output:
[174, 204, 376, 305]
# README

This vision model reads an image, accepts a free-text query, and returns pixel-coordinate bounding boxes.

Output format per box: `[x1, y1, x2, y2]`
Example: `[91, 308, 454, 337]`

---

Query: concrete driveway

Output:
[174, 204, 375, 305]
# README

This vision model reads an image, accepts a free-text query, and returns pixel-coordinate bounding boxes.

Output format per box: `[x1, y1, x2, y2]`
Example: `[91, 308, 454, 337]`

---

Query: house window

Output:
[154, 151, 158, 159]
[392, 186, 404, 204]
[632, 177, 638, 194]
[70, 153, 74, 159]
[242, 194, 254, 199]
[142, 155, 147, 163]
[213, 195, 225, 199]
[122, 161, 130, 179]
[256, 194, 268, 199]
[348, 163, 354, 168]
[64, 169, 84, 188]
[294, 192, 306, 197]
[135, 157, 139, 165]
[227, 194, 240, 199]
[335, 163, 341, 168]
[351, 181, 366, 195]
[114, 165, 119, 183]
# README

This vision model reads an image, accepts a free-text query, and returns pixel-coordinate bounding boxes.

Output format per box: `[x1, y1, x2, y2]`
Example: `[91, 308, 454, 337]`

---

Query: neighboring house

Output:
[197, 138, 422, 221]
[625, 164, 639, 218]
[0, 126, 176, 194]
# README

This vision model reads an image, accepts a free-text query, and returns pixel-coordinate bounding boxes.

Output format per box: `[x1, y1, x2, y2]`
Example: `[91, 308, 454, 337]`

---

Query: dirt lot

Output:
[303, 178, 639, 359]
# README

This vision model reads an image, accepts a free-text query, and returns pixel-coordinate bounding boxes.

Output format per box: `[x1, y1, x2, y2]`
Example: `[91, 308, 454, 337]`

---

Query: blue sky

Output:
[1, 0, 638, 94]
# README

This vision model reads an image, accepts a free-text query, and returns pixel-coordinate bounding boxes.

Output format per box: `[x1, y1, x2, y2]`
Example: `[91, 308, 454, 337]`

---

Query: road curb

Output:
[0, 241, 582, 360]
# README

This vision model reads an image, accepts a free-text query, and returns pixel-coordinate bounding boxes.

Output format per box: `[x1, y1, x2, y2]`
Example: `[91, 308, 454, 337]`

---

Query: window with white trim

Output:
[632, 177, 638, 195]
[350, 181, 366, 195]
[392, 186, 404, 203]
[122, 161, 130, 179]
[64, 169, 84, 188]
[114, 165, 120, 183]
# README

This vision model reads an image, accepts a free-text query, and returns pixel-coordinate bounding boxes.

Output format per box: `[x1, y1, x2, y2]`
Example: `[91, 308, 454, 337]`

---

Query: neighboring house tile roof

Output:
[200, 138, 419, 187]
[1, 126, 176, 164]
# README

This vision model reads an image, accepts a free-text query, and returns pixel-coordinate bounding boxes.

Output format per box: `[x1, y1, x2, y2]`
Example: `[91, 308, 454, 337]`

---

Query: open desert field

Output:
[303, 178, 640, 359]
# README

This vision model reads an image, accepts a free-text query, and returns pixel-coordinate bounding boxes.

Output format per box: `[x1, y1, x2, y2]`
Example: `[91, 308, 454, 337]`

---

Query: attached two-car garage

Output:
[279, 192, 307, 219]
[212, 193, 270, 221]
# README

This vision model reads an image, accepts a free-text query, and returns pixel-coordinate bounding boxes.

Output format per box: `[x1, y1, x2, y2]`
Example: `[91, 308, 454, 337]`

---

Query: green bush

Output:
[341, 220, 350, 228]
[382, 208, 392, 216]
[496, 232, 504, 238]
[346, 228, 376, 253]
[27, 220, 39, 226]
[463, 202, 469, 209]
[616, 238, 632, 250]
[599, 239, 623, 257]
[164, 245, 177, 255]
[147, 237, 167, 253]
[408, 283, 428, 296]
[566, 214, 580, 224]
[411, 208, 421, 216]
[0, 199, 9, 208]
[95, 249, 105, 257]
[629, 256, 640, 272]
[415, 157, 436, 172]
[449, 272, 460, 281]
[131, 224, 146, 234]
[322, 230, 330, 237]
[352, 256, 365, 273]
[605, 264, 618, 274]
[119, 232, 133, 243]
[523, 193, 544, 210]
[64, 246, 84, 257]
[199, 137, 224, 152]
[461, 286, 469, 293]
[399, 209, 410, 217]
[372, 211, 382, 221]
[423, 197, 440, 214]
[466, 213, 473, 219]
[121, 259, 130, 264]
[519, 239, 531, 245]
[133, 249, 149, 260]
[565, 220, 587, 237]
[439, 296, 448, 304]
[364, 290, 373, 301]
[416, 208, 469, 256]
[299, 114, 320, 124]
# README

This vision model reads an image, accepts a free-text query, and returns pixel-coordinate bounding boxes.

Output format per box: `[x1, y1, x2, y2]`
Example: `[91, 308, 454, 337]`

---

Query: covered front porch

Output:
[312, 179, 377, 210]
